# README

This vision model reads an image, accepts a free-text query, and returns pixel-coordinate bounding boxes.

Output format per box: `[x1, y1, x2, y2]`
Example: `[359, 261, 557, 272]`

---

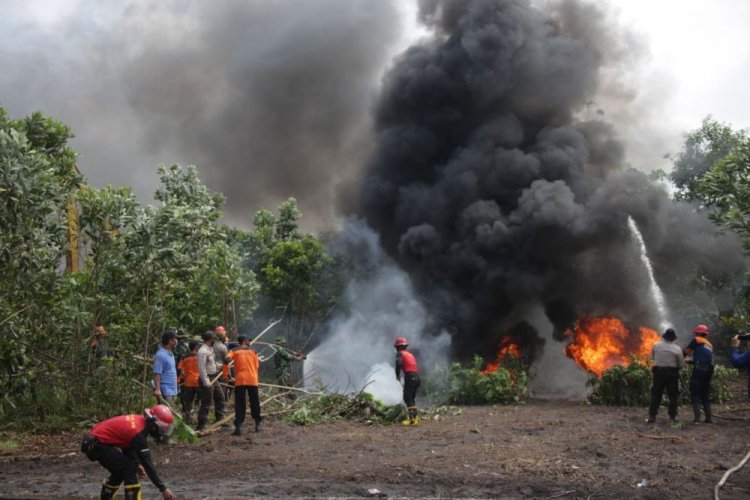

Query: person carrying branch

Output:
[80, 404, 176, 500]
[394, 337, 420, 426]
[177, 339, 201, 425]
[196, 331, 226, 432]
[272, 336, 306, 387]
[228, 335, 262, 435]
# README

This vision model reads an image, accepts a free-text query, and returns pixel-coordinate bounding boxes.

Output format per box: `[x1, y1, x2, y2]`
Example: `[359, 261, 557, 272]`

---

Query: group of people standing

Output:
[151, 326, 305, 434]
[648, 322, 750, 423]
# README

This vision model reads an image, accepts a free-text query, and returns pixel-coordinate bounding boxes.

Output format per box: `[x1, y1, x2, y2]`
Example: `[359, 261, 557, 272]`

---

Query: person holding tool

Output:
[196, 331, 226, 432]
[228, 335, 261, 435]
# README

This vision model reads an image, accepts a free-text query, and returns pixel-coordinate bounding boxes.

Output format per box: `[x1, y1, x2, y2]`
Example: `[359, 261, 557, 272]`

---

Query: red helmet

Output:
[693, 324, 710, 335]
[214, 326, 227, 335]
[394, 337, 408, 347]
[145, 404, 175, 436]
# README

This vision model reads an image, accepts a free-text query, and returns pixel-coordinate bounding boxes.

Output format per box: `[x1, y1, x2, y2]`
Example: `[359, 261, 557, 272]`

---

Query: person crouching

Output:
[80, 404, 176, 499]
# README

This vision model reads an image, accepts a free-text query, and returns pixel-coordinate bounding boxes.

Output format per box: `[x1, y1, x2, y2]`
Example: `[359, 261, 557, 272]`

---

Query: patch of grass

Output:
[0, 439, 19, 455]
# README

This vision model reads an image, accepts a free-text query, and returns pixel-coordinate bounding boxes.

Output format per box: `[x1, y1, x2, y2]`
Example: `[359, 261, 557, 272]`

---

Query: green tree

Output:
[247, 198, 341, 346]
[670, 116, 747, 203]
[0, 110, 80, 422]
[698, 139, 750, 248]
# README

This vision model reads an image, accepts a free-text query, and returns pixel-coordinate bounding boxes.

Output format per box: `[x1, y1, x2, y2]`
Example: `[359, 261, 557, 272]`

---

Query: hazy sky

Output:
[2, 0, 749, 229]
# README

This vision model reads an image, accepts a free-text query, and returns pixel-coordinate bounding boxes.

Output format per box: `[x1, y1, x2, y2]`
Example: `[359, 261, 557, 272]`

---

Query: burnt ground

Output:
[3, 381, 750, 499]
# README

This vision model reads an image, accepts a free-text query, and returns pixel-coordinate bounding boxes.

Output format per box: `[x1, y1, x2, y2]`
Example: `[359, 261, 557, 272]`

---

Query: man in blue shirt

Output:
[731, 335, 750, 400]
[153, 330, 178, 404]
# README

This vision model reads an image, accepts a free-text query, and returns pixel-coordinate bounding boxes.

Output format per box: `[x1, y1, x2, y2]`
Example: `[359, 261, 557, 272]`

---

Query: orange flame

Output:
[481, 338, 521, 374]
[564, 316, 659, 377]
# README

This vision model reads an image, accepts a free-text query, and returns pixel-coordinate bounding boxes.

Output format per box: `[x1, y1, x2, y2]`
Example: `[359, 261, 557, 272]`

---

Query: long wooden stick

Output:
[259, 382, 315, 393]
[715, 448, 750, 500]
[248, 317, 283, 347]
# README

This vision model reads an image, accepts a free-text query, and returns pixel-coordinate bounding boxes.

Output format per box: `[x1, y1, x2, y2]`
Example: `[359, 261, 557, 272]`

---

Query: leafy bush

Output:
[286, 391, 404, 426]
[587, 355, 652, 406]
[588, 355, 739, 406]
[424, 355, 528, 405]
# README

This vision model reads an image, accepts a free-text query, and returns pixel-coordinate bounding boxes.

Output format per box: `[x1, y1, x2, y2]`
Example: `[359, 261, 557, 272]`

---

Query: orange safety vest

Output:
[228, 347, 259, 386]
[178, 354, 200, 388]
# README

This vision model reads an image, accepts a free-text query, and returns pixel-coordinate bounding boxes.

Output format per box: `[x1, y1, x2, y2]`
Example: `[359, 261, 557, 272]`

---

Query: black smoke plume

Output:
[359, 0, 743, 360]
[0, 0, 402, 229]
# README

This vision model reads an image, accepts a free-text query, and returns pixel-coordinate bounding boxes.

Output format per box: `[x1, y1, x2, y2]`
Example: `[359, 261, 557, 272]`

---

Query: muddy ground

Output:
[3, 382, 750, 500]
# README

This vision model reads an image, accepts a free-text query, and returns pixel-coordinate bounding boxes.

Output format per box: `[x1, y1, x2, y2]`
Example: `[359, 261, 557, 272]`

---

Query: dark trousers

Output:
[84, 437, 138, 487]
[181, 386, 199, 424]
[234, 385, 261, 427]
[649, 366, 679, 419]
[690, 366, 713, 407]
[403, 372, 420, 407]
[198, 375, 225, 428]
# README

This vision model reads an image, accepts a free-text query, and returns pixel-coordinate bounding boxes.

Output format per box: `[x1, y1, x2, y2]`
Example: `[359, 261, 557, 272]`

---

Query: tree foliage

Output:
[0, 108, 337, 430]
[247, 198, 341, 349]
[698, 140, 750, 249]
[669, 116, 748, 203]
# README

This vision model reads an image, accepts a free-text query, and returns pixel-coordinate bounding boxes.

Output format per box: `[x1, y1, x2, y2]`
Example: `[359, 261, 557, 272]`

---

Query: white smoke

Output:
[303, 219, 451, 404]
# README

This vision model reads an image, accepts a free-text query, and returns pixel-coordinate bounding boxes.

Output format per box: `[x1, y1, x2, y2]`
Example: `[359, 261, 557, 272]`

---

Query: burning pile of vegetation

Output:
[425, 352, 528, 406]
[565, 316, 660, 377]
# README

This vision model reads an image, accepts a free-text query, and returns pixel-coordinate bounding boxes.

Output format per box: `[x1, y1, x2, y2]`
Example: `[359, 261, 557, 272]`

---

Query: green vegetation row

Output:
[0, 108, 342, 431]
[589, 355, 739, 406]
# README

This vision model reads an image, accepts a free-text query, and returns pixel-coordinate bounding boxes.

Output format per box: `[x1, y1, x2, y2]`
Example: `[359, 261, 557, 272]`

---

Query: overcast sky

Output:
[1, 0, 749, 229]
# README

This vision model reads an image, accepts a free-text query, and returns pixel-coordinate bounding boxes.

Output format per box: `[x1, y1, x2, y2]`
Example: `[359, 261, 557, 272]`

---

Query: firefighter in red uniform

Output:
[80, 404, 177, 500]
[394, 337, 420, 426]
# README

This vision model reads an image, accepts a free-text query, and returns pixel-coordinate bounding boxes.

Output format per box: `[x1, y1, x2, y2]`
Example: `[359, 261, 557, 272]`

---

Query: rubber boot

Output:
[409, 406, 419, 426]
[403, 406, 418, 426]
[100, 482, 119, 500]
[123, 483, 142, 500]
[692, 402, 702, 423]
[254, 419, 261, 433]
[704, 401, 712, 423]
[231, 425, 242, 436]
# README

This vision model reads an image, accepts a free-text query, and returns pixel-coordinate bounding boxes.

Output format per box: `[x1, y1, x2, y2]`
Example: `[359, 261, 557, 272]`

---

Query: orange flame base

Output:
[565, 316, 659, 377]
[481, 338, 521, 374]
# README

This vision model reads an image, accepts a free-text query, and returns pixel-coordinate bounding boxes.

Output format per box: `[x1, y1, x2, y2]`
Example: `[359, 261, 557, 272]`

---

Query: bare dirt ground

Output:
[3, 381, 750, 499]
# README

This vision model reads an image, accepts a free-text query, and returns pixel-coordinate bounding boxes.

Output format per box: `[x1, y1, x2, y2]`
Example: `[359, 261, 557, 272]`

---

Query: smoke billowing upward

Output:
[0, 0, 403, 229]
[359, 0, 743, 360]
[304, 219, 451, 404]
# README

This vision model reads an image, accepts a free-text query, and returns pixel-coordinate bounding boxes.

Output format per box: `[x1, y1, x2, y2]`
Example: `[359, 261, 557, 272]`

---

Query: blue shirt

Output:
[153, 347, 178, 396]
[686, 337, 713, 366]
[731, 348, 750, 398]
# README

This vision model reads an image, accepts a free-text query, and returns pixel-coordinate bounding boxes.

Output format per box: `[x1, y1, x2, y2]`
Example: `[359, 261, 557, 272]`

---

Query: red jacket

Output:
[91, 414, 146, 448]
[89, 414, 166, 492]
[396, 350, 419, 377]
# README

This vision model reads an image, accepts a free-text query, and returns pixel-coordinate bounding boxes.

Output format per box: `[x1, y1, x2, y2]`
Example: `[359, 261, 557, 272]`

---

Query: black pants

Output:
[234, 385, 261, 426]
[649, 366, 679, 419]
[690, 365, 713, 407]
[403, 372, 420, 407]
[181, 386, 199, 424]
[82, 435, 138, 487]
[198, 375, 225, 429]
